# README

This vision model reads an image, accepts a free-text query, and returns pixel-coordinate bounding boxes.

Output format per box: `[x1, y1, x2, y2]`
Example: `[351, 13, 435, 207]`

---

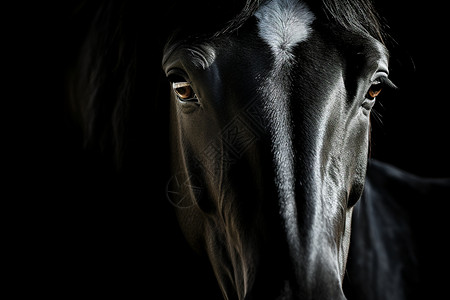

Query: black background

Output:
[370, 2, 450, 178]
[7, 0, 450, 297]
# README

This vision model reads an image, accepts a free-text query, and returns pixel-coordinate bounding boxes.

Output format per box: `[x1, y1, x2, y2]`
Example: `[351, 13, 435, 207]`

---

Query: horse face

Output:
[163, 0, 389, 298]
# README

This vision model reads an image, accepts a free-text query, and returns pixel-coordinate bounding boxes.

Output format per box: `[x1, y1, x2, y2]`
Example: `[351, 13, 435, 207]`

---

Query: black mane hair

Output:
[307, 0, 385, 43]
[69, 0, 385, 172]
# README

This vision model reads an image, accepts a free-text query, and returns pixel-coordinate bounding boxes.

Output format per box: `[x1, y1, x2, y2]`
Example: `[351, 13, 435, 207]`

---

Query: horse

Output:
[66, 0, 450, 299]
[345, 160, 450, 300]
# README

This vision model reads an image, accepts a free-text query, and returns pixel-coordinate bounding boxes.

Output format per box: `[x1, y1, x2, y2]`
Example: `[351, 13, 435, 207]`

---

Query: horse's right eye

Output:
[172, 82, 198, 102]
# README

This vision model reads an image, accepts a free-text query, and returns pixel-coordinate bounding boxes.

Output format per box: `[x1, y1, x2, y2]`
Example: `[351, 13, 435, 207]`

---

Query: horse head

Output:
[163, 0, 392, 299]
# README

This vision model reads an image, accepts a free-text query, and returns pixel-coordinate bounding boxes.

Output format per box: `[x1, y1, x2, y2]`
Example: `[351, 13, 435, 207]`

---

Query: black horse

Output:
[59, 0, 449, 299]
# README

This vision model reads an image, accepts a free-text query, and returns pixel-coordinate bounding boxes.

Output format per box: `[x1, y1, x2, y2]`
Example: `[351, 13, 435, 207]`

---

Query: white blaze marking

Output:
[255, 0, 315, 259]
[255, 0, 315, 68]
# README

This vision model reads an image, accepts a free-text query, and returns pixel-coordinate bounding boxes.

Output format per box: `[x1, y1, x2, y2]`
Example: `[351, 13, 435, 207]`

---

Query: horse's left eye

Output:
[366, 76, 396, 100]
[172, 82, 198, 102]
[366, 83, 383, 100]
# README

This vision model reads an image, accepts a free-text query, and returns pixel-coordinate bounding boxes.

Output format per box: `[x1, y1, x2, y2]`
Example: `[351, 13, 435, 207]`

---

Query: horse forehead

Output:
[251, 0, 317, 262]
[254, 0, 315, 67]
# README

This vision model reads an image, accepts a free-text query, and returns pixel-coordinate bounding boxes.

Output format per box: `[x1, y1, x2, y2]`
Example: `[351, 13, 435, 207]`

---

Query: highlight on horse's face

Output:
[163, 0, 390, 298]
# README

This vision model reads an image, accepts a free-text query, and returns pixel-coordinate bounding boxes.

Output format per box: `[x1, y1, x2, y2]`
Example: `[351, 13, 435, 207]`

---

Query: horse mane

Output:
[69, 1, 137, 167]
[68, 0, 385, 170]
[216, 0, 385, 42]
[308, 0, 385, 43]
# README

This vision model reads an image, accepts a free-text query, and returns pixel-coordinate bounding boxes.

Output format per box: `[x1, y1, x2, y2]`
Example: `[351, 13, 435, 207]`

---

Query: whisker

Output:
[370, 108, 383, 127]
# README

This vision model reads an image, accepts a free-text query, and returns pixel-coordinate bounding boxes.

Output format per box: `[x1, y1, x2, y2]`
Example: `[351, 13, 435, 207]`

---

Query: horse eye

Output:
[366, 83, 383, 100]
[172, 82, 197, 101]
